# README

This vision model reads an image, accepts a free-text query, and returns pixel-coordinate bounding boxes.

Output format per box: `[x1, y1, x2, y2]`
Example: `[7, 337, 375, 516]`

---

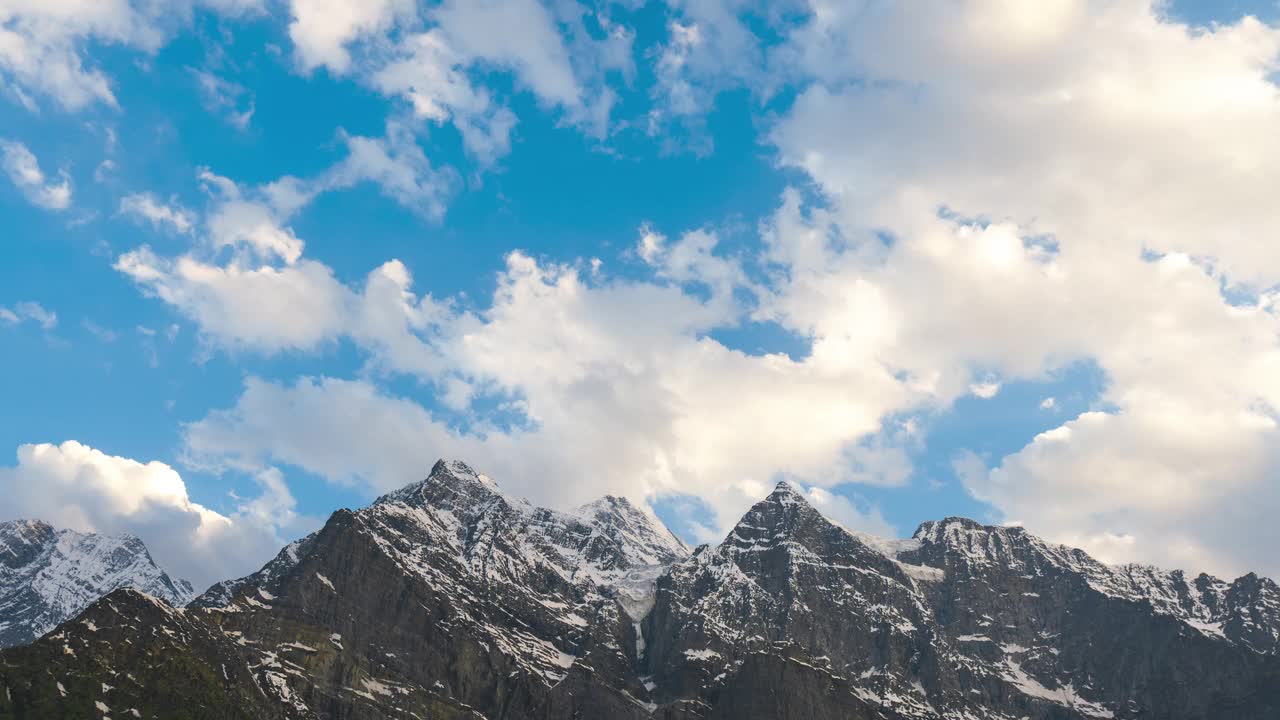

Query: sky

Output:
[3, 0, 1280, 591]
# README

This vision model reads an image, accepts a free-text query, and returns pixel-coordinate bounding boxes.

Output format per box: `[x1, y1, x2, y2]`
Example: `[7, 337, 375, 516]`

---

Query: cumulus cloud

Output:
[0, 441, 309, 590]
[752, 0, 1280, 576]
[288, 0, 413, 74]
[371, 30, 520, 165]
[1, 140, 70, 209]
[101, 0, 1280, 579]
[163, 235, 914, 535]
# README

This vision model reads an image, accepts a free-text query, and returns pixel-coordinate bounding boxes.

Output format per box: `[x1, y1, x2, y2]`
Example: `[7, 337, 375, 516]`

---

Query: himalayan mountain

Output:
[1, 459, 1277, 719]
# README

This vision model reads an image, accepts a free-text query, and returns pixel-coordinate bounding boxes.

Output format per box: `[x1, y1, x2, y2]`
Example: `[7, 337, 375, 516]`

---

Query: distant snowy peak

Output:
[571, 494, 689, 568]
[0, 519, 194, 648]
[203, 459, 690, 621]
[903, 515, 1280, 654]
[375, 458, 688, 573]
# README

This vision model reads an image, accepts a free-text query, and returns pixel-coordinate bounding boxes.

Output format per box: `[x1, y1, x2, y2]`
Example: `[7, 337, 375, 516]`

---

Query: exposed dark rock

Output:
[3, 463, 1278, 719]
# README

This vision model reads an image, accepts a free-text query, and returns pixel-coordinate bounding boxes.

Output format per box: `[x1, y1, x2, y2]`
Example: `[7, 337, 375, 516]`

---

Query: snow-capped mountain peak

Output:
[0, 519, 193, 648]
[8, 471, 1280, 719]
[374, 458, 509, 509]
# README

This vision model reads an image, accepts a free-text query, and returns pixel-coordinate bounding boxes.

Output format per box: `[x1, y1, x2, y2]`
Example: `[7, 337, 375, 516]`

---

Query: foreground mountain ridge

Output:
[2, 460, 1278, 719]
[0, 519, 194, 649]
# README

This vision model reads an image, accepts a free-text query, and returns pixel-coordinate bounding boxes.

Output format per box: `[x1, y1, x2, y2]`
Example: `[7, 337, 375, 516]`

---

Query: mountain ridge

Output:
[0, 518, 194, 649]
[2, 461, 1278, 719]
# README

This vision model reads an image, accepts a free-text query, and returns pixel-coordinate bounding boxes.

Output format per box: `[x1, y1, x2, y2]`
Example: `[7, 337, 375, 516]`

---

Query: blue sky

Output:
[3, 0, 1280, 589]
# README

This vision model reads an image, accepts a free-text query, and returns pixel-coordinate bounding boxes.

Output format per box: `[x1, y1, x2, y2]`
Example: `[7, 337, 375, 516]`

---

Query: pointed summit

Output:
[765, 479, 810, 504]
[721, 480, 824, 554]
[374, 458, 508, 510]
[571, 494, 689, 569]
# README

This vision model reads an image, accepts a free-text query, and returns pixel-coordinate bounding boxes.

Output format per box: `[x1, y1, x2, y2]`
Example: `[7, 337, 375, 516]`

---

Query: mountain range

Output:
[0, 519, 193, 649]
[1, 459, 1277, 718]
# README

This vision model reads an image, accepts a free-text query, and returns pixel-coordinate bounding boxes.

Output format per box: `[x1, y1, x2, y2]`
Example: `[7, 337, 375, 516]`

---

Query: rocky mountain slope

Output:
[2, 461, 1278, 719]
[0, 519, 193, 648]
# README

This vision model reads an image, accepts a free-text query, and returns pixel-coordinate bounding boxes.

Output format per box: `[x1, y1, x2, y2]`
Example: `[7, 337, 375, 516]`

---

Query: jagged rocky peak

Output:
[713, 479, 917, 592]
[572, 494, 689, 566]
[731, 480, 819, 531]
[0, 519, 194, 648]
[906, 515, 1063, 570]
[375, 458, 507, 510]
[0, 519, 56, 568]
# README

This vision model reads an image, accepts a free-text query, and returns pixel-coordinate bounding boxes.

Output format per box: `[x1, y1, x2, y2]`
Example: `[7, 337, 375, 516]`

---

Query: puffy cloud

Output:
[119, 193, 195, 234]
[295, 0, 620, 163]
[1, 140, 70, 210]
[959, 404, 1280, 578]
[170, 239, 914, 535]
[115, 248, 353, 352]
[427, 0, 581, 110]
[0, 0, 264, 111]
[0, 441, 307, 590]
[0, 300, 57, 329]
[99, 0, 1280, 579]
[184, 377, 452, 491]
[115, 129, 455, 354]
[288, 0, 413, 74]
[751, 0, 1280, 576]
[371, 29, 519, 164]
[773, 1, 1280, 284]
[322, 122, 455, 219]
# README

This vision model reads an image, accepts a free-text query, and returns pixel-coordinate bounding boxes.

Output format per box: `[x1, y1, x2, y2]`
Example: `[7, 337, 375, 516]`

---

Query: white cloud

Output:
[115, 247, 352, 353]
[959, 404, 1280, 578]
[646, 0, 775, 147]
[167, 239, 915, 536]
[428, 0, 581, 110]
[322, 122, 455, 219]
[296, 0, 619, 164]
[0, 0, 264, 111]
[1, 139, 70, 209]
[753, 0, 1280, 576]
[119, 193, 195, 234]
[288, 0, 413, 74]
[0, 300, 57, 329]
[1039, 397, 1057, 410]
[0, 441, 307, 590]
[371, 30, 519, 164]
[92, 0, 1280, 580]
[969, 379, 1002, 399]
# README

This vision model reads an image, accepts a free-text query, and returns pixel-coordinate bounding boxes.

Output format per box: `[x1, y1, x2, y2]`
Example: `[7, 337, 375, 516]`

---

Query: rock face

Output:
[3, 462, 1279, 719]
[0, 519, 194, 648]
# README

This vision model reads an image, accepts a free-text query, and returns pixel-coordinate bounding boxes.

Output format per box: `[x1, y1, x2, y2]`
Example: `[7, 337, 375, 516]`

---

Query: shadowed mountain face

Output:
[0, 519, 193, 649]
[2, 461, 1278, 719]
